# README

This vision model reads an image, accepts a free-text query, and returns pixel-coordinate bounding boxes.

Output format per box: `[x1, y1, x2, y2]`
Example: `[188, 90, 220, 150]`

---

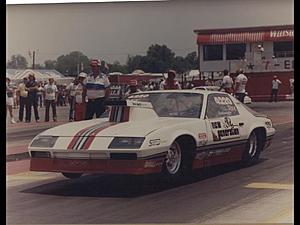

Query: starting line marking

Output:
[244, 182, 294, 190]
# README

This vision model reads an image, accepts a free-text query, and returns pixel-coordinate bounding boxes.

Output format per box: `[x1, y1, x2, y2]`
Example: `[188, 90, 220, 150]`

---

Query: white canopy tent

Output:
[6, 69, 74, 85]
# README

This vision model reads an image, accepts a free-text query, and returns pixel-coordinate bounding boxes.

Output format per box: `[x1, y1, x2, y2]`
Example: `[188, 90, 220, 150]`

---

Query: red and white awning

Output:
[197, 29, 294, 44]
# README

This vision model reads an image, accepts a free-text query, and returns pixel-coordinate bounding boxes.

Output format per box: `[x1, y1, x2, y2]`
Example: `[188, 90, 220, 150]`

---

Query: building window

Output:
[273, 41, 294, 58]
[226, 43, 246, 60]
[203, 45, 223, 61]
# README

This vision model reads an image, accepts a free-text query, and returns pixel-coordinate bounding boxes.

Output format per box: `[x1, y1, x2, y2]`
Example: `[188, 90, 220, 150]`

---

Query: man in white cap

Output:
[160, 70, 181, 90]
[270, 75, 282, 102]
[85, 58, 111, 119]
[125, 79, 141, 97]
[74, 72, 87, 121]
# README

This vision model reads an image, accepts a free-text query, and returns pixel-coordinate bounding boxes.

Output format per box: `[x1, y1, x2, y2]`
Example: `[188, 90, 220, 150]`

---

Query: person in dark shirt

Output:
[25, 74, 40, 122]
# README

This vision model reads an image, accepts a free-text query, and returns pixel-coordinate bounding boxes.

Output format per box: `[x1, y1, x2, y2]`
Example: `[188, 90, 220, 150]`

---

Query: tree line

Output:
[6, 44, 198, 76]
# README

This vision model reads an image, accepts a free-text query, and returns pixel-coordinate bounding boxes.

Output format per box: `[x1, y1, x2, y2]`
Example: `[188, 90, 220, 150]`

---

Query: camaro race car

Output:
[28, 90, 275, 179]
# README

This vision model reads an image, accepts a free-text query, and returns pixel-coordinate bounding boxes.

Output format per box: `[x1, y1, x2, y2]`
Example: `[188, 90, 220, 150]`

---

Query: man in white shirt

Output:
[234, 69, 248, 103]
[17, 77, 28, 122]
[85, 58, 111, 119]
[270, 75, 282, 102]
[43, 78, 58, 122]
[219, 69, 234, 94]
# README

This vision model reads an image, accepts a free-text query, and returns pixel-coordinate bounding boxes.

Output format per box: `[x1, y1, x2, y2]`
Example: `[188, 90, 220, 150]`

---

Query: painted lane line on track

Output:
[245, 182, 294, 190]
[264, 206, 294, 223]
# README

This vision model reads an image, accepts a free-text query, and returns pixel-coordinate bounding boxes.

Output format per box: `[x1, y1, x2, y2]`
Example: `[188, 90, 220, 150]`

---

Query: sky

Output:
[6, 0, 294, 65]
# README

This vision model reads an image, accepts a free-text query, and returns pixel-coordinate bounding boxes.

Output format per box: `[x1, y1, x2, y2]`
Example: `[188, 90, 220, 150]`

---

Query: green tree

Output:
[172, 56, 188, 74]
[108, 61, 128, 74]
[185, 51, 198, 70]
[6, 54, 28, 69]
[34, 64, 44, 69]
[55, 51, 90, 76]
[44, 60, 57, 69]
[127, 55, 143, 73]
[145, 44, 175, 72]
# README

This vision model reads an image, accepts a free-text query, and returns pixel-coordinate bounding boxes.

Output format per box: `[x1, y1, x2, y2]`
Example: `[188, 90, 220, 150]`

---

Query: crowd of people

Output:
[6, 60, 284, 124]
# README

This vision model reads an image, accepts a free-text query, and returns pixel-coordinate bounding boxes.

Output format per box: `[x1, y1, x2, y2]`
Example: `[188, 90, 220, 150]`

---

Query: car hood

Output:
[40, 117, 195, 137]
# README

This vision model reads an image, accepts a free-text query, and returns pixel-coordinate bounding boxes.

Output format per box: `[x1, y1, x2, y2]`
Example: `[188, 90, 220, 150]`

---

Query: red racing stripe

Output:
[67, 123, 104, 150]
[80, 122, 117, 150]
[67, 126, 93, 150]
[122, 106, 130, 122]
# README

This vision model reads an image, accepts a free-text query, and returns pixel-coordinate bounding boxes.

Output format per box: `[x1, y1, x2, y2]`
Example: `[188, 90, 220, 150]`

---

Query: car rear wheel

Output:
[242, 130, 262, 166]
[61, 172, 82, 179]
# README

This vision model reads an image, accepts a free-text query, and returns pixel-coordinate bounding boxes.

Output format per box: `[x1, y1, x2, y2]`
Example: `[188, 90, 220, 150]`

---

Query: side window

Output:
[206, 93, 239, 119]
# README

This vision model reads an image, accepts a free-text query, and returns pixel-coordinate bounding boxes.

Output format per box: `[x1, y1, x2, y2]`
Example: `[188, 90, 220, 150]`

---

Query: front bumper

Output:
[30, 157, 165, 175]
[264, 134, 274, 150]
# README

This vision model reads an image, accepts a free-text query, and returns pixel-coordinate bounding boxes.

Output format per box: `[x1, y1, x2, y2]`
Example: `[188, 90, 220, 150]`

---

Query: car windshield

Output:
[127, 92, 203, 118]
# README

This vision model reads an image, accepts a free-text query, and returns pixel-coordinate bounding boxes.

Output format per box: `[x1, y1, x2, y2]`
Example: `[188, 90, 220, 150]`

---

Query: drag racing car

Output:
[28, 90, 274, 179]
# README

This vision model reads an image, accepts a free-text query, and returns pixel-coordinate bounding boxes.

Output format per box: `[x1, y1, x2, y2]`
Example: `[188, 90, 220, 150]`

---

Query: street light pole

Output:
[32, 50, 36, 69]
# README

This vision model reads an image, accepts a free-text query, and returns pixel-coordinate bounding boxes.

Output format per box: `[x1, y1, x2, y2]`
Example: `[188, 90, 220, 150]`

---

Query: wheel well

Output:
[175, 135, 197, 157]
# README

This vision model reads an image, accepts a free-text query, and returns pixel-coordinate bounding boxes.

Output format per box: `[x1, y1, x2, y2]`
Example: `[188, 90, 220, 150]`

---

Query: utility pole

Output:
[32, 50, 36, 69]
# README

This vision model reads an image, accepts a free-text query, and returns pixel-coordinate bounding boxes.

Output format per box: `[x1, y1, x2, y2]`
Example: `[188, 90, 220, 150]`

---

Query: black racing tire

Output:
[161, 137, 196, 181]
[61, 172, 83, 179]
[241, 130, 264, 166]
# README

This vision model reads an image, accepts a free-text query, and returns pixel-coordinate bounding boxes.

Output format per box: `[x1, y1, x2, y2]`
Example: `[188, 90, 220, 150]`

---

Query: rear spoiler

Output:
[106, 99, 153, 123]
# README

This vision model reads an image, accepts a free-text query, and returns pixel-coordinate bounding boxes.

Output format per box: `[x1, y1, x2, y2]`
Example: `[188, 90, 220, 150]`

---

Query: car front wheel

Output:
[165, 141, 182, 175]
[162, 138, 195, 181]
[242, 130, 262, 166]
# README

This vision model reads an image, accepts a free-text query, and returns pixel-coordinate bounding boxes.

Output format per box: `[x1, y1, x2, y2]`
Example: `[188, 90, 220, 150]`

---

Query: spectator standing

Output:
[74, 73, 87, 121]
[66, 79, 77, 121]
[6, 77, 16, 124]
[36, 82, 44, 108]
[205, 77, 214, 86]
[125, 79, 141, 97]
[44, 78, 58, 122]
[25, 74, 40, 122]
[234, 69, 248, 103]
[270, 75, 282, 102]
[220, 69, 234, 94]
[13, 87, 18, 109]
[85, 58, 111, 119]
[160, 70, 181, 90]
[17, 77, 28, 122]
[57, 85, 64, 106]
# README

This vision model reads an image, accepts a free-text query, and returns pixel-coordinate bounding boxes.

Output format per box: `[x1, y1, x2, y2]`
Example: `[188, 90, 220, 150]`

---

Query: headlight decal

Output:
[30, 136, 58, 148]
[108, 137, 145, 149]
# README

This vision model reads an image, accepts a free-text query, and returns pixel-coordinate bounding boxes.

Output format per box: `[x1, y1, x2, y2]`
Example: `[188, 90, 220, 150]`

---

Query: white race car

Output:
[28, 90, 275, 179]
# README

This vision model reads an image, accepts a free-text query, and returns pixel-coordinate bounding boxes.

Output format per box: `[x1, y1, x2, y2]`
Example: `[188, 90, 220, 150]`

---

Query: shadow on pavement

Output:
[21, 158, 268, 198]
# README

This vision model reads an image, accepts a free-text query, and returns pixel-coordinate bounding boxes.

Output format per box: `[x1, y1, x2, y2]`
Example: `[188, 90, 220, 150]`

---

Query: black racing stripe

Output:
[72, 124, 106, 150]
[196, 140, 247, 152]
